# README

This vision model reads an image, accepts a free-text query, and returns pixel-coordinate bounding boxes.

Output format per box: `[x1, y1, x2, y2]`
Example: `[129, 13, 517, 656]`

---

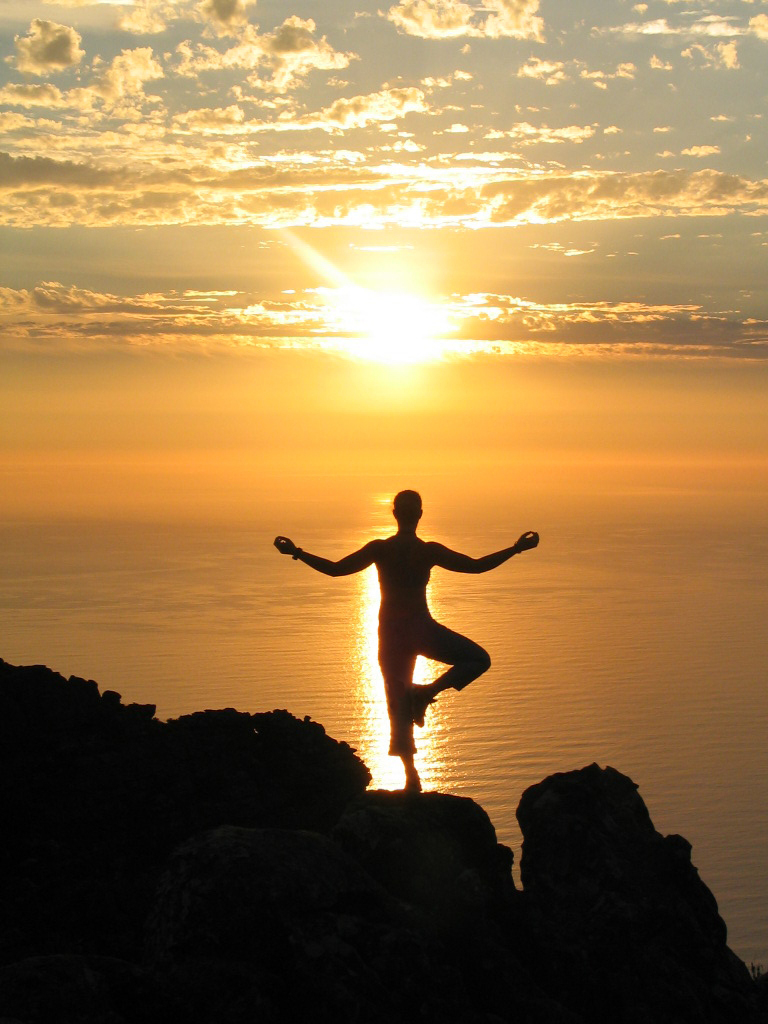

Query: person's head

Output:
[393, 490, 422, 530]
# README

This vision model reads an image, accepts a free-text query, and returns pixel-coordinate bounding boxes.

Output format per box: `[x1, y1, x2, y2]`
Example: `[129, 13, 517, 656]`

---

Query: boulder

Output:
[516, 763, 760, 1023]
[0, 660, 370, 965]
[333, 789, 516, 929]
[0, 955, 163, 1024]
[143, 819, 575, 1024]
[143, 825, 483, 1023]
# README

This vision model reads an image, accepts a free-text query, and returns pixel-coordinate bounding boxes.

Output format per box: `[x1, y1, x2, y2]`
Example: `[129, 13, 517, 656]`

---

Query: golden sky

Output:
[2, 0, 768, 518]
[1, 0, 767, 353]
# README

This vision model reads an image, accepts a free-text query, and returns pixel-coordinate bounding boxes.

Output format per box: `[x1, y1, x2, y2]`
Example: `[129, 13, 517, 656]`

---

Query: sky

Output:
[1, 0, 768, 517]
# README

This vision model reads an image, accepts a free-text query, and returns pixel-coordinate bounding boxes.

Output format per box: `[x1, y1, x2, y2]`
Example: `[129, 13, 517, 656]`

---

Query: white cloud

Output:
[682, 145, 721, 157]
[605, 15, 746, 39]
[174, 104, 246, 134]
[580, 63, 636, 89]
[0, 83, 70, 108]
[751, 14, 768, 39]
[312, 87, 430, 130]
[14, 20, 85, 75]
[482, 0, 544, 40]
[518, 57, 567, 85]
[91, 48, 164, 107]
[119, 2, 170, 35]
[387, 0, 543, 40]
[174, 18, 354, 92]
[681, 42, 741, 70]
[387, 0, 483, 39]
[254, 17, 353, 92]
[716, 41, 739, 69]
[488, 122, 596, 145]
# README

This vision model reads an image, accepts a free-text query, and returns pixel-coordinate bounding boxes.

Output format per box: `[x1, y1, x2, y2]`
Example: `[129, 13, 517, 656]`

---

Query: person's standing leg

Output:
[378, 628, 421, 791]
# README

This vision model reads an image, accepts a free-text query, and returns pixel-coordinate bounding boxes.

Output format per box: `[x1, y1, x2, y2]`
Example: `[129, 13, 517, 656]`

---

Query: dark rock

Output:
[144, 823, 573, 1024]
[143, 824, 461, 1022]
[333, 789, 516, 929]
[332, 790, 577, 1023]
[0, 659, 370, 966]
[516, 763, 761, 1023]
[146, 825, 393, 965]
[1, 661, 764, 1024]
[0, 955, 164, 1024]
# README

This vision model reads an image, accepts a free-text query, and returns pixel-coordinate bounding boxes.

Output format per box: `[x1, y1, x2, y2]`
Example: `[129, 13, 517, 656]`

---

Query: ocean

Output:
[2, 474, 766, 966]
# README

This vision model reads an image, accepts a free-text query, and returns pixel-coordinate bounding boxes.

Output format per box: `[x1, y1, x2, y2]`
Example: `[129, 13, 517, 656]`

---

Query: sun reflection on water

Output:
[350, 566, 449, 792]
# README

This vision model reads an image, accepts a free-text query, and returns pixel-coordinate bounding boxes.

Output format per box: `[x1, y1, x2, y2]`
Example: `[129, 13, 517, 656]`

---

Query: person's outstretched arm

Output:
[429, 531, 539, 575]
[274, 536, 379, 577]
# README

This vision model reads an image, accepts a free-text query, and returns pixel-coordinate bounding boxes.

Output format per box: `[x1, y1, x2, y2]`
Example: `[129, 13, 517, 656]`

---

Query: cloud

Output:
[605, 14, 749, 41]
[253, 16, 353, 91]
[387, 0, 543, 40]
[0, 152, 128, 189]
[681, 145, 721, 157]
[315, 88, 429, 130]
[5, 149, 767, 231]
[482, 0, 544, 40]
[579, 63, 636, 89]
[119, 2, 170, 35]
[91, 48, 164, 108]
[174, 18, 354, 92]
[486, 122, 596, 145]
[681, 42, 740, 70]
[174, 104, 246, 134]
[243, 87, 430, 133]
[517, 58, 567, 85]
[198, 0, 253, 35]
[387, 0, 483, 39]
[0, 112, 35, 135]
[2, 280, 765, 358]
[0, 83, 70, 109]
[14, 20, 85, 75]
[751, 14, 768, 40]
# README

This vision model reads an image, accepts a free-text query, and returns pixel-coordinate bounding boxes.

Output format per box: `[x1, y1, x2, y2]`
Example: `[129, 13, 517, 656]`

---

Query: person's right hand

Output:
[274, 536, 298, 556]
[515, 531, 539, 552]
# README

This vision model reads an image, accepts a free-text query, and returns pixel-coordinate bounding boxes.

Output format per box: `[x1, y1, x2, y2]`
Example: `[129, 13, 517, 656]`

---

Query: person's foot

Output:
[411, 686, 434, 728]
[404, 768, 422, 793]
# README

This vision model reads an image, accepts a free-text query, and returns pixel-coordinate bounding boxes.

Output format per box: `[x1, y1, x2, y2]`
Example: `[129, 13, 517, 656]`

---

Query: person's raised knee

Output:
[476, 648, 491, 675]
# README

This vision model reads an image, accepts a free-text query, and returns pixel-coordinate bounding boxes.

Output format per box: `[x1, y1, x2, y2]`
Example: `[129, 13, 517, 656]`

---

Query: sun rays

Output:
[279, 228, 459, 364]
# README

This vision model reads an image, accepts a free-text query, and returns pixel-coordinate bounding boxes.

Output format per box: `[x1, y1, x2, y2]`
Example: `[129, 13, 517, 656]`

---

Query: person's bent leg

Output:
[411, 620, 491, 722]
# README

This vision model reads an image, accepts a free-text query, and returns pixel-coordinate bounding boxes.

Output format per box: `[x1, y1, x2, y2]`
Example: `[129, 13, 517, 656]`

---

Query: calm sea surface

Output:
[2, 481, 767, 965]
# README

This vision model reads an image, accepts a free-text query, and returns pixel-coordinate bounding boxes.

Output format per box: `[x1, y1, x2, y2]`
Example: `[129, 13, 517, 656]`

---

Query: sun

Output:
[332, 286, 455, 364]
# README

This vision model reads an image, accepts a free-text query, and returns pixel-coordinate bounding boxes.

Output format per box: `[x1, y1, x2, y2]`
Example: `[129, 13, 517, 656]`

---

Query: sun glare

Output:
[278, 231, 458, 364]
[331, 286, 455, 364]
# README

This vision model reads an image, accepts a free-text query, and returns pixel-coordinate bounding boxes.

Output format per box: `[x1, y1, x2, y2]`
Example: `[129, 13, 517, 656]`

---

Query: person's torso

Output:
[375, 534, 432, 619]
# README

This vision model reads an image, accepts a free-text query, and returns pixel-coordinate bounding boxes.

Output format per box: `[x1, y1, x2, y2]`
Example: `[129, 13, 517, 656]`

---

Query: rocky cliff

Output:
[0, 658, 765, 1024]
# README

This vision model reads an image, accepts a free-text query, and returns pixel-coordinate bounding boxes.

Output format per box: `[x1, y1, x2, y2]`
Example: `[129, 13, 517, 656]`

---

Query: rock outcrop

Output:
[516, 763, 756, 1023]
[0, 659, 764, 1024]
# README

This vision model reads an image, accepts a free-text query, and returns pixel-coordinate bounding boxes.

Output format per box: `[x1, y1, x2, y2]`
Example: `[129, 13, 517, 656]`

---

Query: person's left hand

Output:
[274, 536, 298, 556]
[515, 530, 539, 552]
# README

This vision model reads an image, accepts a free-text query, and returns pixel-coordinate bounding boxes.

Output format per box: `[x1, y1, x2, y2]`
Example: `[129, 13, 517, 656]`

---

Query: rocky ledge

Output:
[0, 658, 765, 1024]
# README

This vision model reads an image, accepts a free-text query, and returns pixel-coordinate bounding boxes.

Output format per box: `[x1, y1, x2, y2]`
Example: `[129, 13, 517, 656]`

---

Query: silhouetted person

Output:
[275, 490, 538, 792]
